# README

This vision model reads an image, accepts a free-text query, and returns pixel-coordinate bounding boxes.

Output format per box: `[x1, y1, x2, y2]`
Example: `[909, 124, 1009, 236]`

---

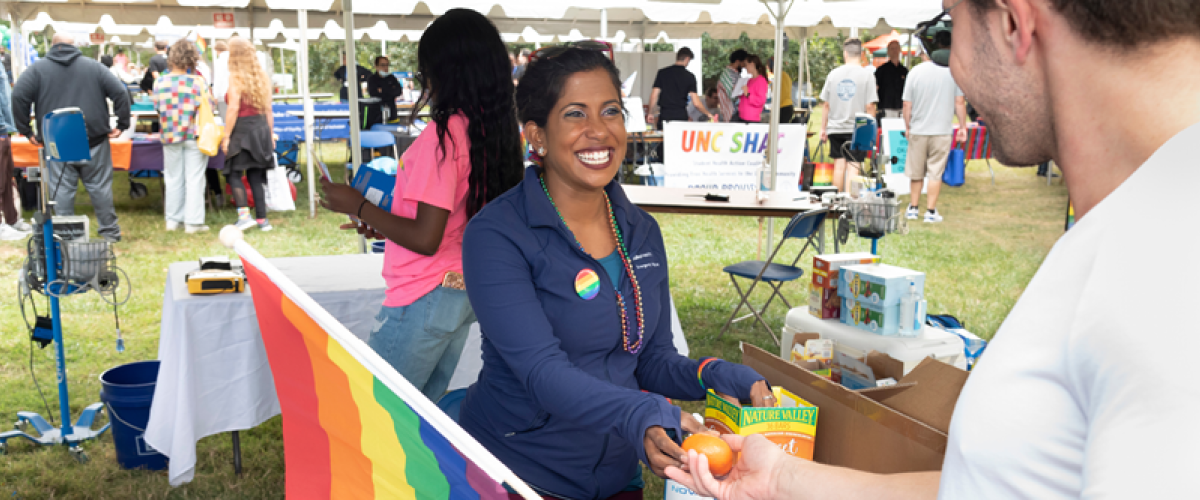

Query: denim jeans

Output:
[368, 286, 475, 402]
[162, 140, 208, 225]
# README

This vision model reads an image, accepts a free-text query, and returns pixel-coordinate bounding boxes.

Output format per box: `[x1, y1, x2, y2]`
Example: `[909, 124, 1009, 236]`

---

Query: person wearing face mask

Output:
[368, 56, 404, 123]
[459, 45, 773, 500]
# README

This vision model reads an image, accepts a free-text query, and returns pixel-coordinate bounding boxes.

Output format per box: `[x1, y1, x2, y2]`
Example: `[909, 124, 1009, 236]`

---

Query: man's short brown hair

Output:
[967, 0, 1200, 49]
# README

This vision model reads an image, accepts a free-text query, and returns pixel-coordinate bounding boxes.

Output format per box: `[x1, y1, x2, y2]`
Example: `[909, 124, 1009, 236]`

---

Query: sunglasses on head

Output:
[529, 40, 615, 64]
[916, 0, 964, 67]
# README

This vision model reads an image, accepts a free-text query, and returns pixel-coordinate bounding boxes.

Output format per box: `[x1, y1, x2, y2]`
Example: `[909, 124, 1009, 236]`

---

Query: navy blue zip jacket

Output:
[461, 166, 765, 500]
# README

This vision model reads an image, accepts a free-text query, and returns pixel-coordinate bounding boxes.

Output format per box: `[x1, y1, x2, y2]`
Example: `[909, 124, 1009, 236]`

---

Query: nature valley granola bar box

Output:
[704, 387, 819, 460]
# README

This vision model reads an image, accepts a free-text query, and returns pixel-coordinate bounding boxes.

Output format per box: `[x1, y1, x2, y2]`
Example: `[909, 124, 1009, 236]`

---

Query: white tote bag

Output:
[264, 154, 296, 212]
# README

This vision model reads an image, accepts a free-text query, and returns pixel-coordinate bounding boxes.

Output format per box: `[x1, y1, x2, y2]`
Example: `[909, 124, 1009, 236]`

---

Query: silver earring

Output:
[537, 147, 546, 155]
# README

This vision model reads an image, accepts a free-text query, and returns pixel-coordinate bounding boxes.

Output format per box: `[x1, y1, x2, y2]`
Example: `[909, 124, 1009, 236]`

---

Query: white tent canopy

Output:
[6, 0, 941, 218]
[11, 1, 939, 42]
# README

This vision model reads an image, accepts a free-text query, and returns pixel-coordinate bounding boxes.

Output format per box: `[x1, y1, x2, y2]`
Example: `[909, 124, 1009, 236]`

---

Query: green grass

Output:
[0, 144, 1067, 498]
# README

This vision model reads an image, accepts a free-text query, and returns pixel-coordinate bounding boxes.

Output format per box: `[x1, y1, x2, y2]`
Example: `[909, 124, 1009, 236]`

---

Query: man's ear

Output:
[998, 0, 1039, 64]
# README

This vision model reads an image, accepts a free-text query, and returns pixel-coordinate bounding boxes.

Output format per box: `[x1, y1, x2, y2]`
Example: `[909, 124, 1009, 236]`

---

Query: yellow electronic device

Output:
[185, 257, 246, 295]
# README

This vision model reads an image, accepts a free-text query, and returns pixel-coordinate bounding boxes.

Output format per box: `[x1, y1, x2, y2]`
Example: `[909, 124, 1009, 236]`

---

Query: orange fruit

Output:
[682, 434, 734, 476]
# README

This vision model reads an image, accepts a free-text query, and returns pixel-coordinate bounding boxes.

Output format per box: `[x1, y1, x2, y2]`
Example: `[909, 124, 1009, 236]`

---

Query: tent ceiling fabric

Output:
[12, 0, 939, 41]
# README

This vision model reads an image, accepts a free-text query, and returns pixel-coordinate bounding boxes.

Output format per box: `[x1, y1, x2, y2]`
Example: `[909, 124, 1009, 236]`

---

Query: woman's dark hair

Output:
[412, 8, 523, 218]
[745, 55, 768, 76]
[515, 48, 623, 128]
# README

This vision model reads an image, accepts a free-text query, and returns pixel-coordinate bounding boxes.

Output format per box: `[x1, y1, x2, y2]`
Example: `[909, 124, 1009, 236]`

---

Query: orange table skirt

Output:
[11, 136, 133, 170]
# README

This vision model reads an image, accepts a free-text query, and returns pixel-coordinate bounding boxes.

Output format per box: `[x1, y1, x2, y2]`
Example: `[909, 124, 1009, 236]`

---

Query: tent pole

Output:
[764, 0, 790, 253]
[342, 0, 363, 183]
[298, 9, 318, 218]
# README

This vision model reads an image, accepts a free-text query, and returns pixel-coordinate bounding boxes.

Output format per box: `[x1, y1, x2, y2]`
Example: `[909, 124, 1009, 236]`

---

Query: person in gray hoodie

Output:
[12, 33, 130, 242]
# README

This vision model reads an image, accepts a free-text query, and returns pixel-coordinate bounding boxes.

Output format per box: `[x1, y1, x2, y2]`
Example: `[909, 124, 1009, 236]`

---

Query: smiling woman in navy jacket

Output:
[460, 46, 773, 500]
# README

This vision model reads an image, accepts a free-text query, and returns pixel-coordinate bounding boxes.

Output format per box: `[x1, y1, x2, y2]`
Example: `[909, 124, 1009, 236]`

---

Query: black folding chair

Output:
[719, 209, 829, 345]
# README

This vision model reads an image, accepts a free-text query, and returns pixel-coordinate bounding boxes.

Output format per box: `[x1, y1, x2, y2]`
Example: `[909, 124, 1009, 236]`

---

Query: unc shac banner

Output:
[662, 122, 806, 196]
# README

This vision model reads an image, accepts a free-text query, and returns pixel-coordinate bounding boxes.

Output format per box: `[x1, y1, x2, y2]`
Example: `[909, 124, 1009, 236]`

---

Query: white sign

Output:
[89, 33, 105, 44]
[213, 13, 235, 29]
[879, 117, 916, 196]
[662, 121, 805, 196]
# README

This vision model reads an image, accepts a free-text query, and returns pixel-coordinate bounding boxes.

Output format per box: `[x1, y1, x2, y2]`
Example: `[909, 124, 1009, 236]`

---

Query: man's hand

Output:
[819, 128, 828, 143]
[108, 129, 122, 139]
[666, 434, 791, 500]
[644, 426, 687, 478]
[956, 127, 968, 145]
[647, 113, 657, 125]
[27, 135, 40, 147]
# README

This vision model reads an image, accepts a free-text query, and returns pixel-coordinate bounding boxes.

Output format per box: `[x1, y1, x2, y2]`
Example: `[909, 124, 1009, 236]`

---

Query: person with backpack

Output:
[141, 40, 170, 93]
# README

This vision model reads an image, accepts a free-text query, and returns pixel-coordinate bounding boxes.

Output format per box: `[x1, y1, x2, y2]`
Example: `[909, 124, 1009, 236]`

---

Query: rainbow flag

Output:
[232, 234, 538, 500]
[195, 36, 208, 58]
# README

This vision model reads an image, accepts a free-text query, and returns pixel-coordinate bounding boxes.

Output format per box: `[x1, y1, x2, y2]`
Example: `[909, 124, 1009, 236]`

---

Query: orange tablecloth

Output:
[11, 136, 133, 170]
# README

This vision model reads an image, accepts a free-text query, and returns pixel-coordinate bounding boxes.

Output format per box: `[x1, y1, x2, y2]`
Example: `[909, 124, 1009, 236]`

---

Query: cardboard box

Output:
[789, 335, 833, 378]
[808, 284, 841, 319]
[704, 388, 819, 461]
[812, 253, 880, 289]
[742, 344, 967, 473]
[838, 264, 925, 307]
[350, 164, 396, 212]
[841, 297, 902, 336]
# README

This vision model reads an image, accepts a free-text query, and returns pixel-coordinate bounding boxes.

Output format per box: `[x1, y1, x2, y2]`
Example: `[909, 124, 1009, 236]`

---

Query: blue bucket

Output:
[99, 360, 167, 470]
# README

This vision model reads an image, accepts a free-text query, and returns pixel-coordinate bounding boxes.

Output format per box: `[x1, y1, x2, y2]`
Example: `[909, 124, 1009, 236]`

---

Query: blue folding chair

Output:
[719, 209, 829, 345]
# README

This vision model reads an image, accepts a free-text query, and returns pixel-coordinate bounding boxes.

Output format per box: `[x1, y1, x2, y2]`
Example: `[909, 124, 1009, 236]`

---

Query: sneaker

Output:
[906, 205, 919, 220]
[166, 220, 181, 231]
[10, 219, 32, 232]
[0, 224, 27, 241]
[924, 209, 944, 223]
[257, 220, 273, 232]
[234, 218, 256, 231]
[185, 224, 210, 234]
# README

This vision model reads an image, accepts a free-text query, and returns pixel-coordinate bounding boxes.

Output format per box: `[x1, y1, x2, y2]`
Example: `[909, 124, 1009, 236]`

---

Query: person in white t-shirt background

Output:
[903, 40, 968, 224]
[666, 0, 1200, 498]
[818, 38, 878, 193]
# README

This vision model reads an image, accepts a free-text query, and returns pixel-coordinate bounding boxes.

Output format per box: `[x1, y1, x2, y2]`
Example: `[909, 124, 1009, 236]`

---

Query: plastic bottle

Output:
[899, 279, 920, 337]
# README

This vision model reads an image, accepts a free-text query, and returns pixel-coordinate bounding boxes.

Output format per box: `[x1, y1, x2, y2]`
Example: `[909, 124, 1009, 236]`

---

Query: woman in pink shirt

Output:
[319, 9, 524, 401]
[736, 55, 769, 123]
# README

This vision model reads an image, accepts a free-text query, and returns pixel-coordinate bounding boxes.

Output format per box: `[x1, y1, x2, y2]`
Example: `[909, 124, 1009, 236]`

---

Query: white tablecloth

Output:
[145, 254, 390, 486]
[144, 253, 689, 487]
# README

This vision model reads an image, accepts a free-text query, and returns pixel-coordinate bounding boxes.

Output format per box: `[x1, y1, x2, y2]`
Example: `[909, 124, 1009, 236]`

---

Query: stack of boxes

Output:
[838, 264, 926, 336]
[809, 253, 880, 319]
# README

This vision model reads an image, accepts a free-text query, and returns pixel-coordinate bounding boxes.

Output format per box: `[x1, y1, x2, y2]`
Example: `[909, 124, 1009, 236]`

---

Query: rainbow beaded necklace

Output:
[539, 174, 645, 354]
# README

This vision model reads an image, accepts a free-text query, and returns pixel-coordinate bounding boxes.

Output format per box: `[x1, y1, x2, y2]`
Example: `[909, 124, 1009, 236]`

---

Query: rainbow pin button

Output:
[575, 269, 600, 300]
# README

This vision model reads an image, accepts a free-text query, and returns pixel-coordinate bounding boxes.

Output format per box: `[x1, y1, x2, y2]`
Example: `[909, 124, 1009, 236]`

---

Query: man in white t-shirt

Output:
[903, 45, 967, 224]
[819, 39, 878, 193]
[666, 0, 1200, 498]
